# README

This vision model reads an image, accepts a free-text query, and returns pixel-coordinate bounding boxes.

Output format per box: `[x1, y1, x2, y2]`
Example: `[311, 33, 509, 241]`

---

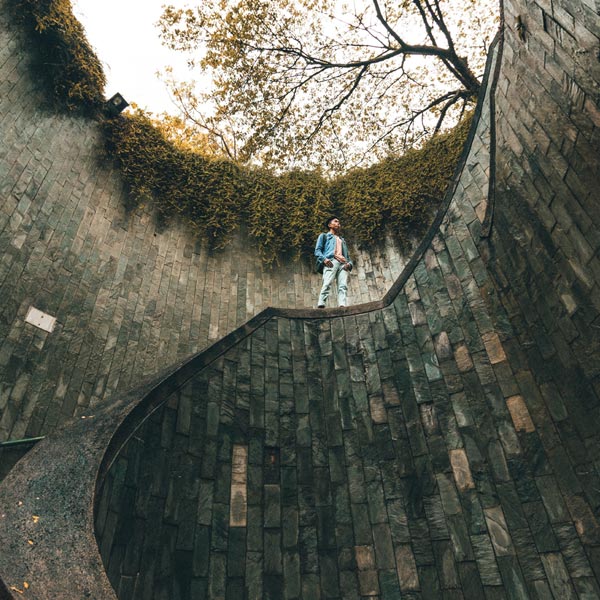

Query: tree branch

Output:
[306, 65, 369, 144]
[371, 0, 406, 48]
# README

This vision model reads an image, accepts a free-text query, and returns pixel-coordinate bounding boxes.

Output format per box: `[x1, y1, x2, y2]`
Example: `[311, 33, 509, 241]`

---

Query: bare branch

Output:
[429, 0, 455, 50]
[433, 92, 465, 134]
[306, 65, 369, 145]
[371, 0, 406, 48]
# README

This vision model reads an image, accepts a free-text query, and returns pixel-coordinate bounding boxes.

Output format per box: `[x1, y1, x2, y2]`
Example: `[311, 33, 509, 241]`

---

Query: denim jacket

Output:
[314, 232, 353, 272]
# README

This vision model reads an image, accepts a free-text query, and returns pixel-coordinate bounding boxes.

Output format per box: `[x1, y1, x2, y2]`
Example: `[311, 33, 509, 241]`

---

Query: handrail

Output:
[481, 0, 505, 238]
[0, 436, 45, 448]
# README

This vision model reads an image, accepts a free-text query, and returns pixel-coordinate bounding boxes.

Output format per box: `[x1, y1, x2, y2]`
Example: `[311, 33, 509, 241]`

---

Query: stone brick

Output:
[540, 553, 578, 600]
[355, 545, 376, 571]
[394, 545, 420, 592]
[450, 449, 475, 491]
[483, 506, 513, 557]
[454, 344, 474, 373]
[471, 534, 502, 586]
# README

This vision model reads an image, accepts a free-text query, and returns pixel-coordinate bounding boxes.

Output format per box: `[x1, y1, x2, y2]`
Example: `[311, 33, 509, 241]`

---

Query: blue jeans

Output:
[318, 259, 349, 307]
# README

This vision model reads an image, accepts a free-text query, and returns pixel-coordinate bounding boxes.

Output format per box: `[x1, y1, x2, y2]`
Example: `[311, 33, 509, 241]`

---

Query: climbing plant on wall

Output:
[13, 0, 473, 264]
[103, 109, 471, 261]
[332, 116, 472, 247]
[103, 110, 335, 261]
[8, 0, 105, 113]
[102, 110, 249, 245]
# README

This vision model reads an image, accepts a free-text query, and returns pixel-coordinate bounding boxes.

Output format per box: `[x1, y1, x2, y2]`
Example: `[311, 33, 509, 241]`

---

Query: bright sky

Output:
[72, 0, 190, 114]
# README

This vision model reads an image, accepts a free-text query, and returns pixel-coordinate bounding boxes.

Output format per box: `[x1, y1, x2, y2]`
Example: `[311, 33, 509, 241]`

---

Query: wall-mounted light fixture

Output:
[106, 92, 129, 116]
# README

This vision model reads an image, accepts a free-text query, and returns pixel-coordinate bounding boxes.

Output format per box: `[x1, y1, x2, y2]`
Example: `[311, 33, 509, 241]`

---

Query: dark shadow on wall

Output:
[0, 31, 502, 600]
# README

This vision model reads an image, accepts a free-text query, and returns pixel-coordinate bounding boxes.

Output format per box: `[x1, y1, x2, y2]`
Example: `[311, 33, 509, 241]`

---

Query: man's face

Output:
[329, 218, 341, 232]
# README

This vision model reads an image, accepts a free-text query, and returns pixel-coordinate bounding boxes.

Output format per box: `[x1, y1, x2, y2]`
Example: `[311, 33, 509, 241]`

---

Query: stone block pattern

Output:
[96, 47, 600, 597]
[0, 0, 407, 470]
[1, 0, 600, 595]
[490, 0, 600, 404]
[96, 218, 600, 597]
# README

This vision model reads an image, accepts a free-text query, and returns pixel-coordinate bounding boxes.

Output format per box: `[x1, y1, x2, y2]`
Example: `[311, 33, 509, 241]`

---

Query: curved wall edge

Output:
[0, 0, 413, 475]
[0, 28, 500, 600]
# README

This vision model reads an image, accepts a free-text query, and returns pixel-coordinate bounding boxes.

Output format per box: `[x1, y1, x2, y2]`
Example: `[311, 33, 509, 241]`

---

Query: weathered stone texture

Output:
[2, 0, 600, 598]
[90, 28, 600, 596]
[491, 0, 600, 396]
[0, 0, 407, 467]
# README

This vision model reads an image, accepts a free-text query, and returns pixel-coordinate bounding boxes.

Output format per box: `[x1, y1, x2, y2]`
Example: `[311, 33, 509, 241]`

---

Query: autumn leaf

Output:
[157, 0, 498, 171]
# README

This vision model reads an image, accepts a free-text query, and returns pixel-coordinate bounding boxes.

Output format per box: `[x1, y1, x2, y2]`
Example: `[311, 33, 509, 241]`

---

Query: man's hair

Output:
[325, 216, 339, 230]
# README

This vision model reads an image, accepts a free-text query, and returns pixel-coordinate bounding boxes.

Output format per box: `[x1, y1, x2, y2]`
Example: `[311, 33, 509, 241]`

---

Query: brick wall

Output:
[2, 0, 600, 598]
[93, 50, 529, 600]
[0, 0, 408, 468]
[92, 14, 600, 595]
[489, 0, 600, 397]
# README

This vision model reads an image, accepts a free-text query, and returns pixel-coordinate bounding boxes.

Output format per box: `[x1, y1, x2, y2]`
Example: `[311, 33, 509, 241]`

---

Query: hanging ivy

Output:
[9, 0, 106, 113]
[103, 110, 471, 262]
[332, 116, 472, 248]
[13, 0, 473, 263]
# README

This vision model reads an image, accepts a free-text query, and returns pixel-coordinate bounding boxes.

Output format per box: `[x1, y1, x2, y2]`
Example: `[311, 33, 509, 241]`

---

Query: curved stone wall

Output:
[0, 0, 408, 475]
[1, 0, 600, 598]
[0, 39, 500, 599]
[489, 0, 600, 399]
[97, 45, 562, 600]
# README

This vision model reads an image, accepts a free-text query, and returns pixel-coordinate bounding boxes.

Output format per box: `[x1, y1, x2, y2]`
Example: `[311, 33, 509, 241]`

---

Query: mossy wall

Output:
[7, 0, 105, 112]
[1, 0, 600, 598]
[0, 0, 410, 475]
[102, 110, 470, 261]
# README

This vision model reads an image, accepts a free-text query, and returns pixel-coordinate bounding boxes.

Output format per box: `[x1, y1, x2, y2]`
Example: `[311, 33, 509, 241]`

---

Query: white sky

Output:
[72, 0, 190, 114]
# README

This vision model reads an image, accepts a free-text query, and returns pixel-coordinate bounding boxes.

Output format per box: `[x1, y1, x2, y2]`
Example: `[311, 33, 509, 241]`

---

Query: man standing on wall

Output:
[315, 216, 353, 308]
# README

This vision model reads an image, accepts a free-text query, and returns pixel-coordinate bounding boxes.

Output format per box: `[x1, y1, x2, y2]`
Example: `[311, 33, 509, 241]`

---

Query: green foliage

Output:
[334, 115, 473, 247]
[103, 110, 333, 259]
[9, 0, 106, 113]
[102, 110, 247, 244]
[249, 169, 333, 262]
[103, 109, 472, 263]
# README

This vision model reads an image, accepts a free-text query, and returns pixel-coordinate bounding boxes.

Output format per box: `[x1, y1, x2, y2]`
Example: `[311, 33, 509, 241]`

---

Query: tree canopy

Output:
[158, 0, 498, 173]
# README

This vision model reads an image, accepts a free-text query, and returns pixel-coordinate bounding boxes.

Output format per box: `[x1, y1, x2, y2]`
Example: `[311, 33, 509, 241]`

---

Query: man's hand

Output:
[343, 263, 352, 271]
[324, 259, 333, 267]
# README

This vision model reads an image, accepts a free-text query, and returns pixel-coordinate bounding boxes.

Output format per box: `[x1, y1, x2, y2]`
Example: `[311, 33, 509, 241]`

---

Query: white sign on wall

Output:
[25, 307, 57, 333]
